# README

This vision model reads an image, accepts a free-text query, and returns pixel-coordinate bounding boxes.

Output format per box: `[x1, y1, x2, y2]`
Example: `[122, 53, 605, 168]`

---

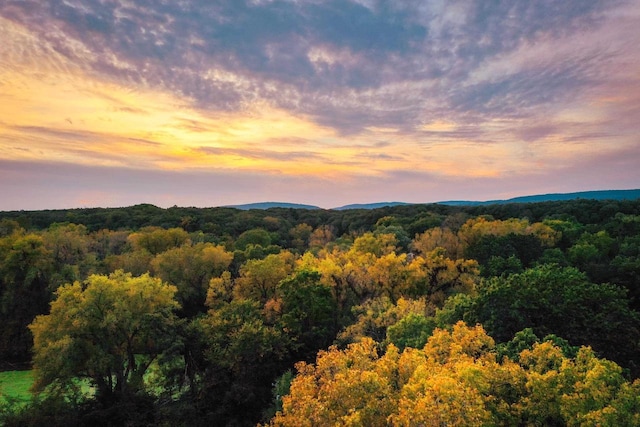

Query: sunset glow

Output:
[1, 2, 639, 209]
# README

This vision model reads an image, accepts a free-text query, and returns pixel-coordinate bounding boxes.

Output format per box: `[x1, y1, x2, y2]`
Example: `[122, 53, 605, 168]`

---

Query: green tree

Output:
[42, 223, 96, 286]
[89, 229, 129, 260]
[288, 223, 312, 253]
[196, 299, 290, 425]
[0, 233, 53, 364]
[235, 228, 272, 251]
[610, 235, 640, 310]
[103, 249, 154, 277]
[568, 230, 617, 283]
[29, 271, 180, 403]
[276, 270, 337, 361]
[465, 233, 543, 277]
[450, 265, 640, 375]
[386, 312, 436, 351]
[128, 226, 189, 255]
[0, 219, 22, 237]
[151, 242, 233, 317]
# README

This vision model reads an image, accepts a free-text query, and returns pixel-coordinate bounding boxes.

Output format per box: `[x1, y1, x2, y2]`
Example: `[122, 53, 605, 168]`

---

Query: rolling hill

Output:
[226, 189, 640, 210]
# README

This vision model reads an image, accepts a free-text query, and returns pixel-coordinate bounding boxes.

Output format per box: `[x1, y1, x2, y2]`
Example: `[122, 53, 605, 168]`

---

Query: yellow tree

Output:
[269, 323, 518, 426]
[127, 226, 190, 255]
[367, 252, 414, 300]
[338, 296, 433, 345]
[233, 251, 296, 303]
[151, 242, 233, 316]
[269, 338, 399, 426]
[308, 225, 335, 250]
[298, 247, 375, 313]
[29, 271, 179, 403]
[407, 248, 479, 304]
[300, 235, 478, 322]
[458, 217, 559, 251]
[350, 232, 398, 257]
[392, 370, 490, 426]
[412, 227, 463, 259]
[269, 322, 640, 426]
[393, 323, 523, 425]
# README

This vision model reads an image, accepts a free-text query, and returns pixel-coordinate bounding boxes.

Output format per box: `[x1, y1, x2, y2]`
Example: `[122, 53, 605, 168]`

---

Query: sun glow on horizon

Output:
[1, 1, 638, 212]
[0, 26, 527, 182]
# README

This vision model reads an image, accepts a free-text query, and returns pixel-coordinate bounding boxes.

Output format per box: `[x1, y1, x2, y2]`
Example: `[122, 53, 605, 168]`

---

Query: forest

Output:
[0, 198, 639, 426]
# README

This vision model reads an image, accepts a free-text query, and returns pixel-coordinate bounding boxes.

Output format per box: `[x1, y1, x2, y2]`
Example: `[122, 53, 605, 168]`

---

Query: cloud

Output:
[3, 0, 626, 132]
[0, 1, 638, 210]
[196, 146, 323, 163]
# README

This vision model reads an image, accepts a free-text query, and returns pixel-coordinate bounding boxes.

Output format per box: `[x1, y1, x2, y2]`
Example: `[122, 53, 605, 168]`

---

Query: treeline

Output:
[0, 198, 639, 426]
[3, 198, 640, 237]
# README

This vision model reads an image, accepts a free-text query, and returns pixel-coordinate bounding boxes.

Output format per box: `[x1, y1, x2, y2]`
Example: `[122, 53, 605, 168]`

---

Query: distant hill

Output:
[225, 190, 640, 211]
[439, 189, 640, 206]
[332, 202, 411, 210]
[227, 202, 321, 210]
[332, 190, 640, 210]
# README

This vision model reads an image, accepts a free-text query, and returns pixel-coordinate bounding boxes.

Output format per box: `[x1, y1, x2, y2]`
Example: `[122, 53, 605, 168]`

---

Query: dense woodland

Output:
[1, 199, 639, 426]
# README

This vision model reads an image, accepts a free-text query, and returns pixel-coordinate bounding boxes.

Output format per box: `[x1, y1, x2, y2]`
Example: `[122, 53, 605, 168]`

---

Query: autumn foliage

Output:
[269, 322, 640, 427]
[1, 199, 640, 425]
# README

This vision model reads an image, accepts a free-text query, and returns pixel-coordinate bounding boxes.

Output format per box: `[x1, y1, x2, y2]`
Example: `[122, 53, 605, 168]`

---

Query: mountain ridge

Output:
[226, 202, 321, 210]
[228, 189, 640, 210]
[438, 189, 640, 206]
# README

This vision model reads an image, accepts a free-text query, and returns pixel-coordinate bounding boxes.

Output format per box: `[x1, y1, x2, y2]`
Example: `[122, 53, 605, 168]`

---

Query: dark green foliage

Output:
[195, 299, 291, 425]
[386, 312, 436, 351]
[234, 228, 272, 251]
[0, 393, 80, 427]
[537, 248, 569, 266]
[445, 265, 640, 375]
[262, 370, 293, 422]
[0, 391, 158, 427]
[374, 222, 411, 251]
[496, 328, 579, 362]
[484, 255, 524, 277]
[151, 243, 232, 317]
[543, 218, 584, 250]
[0, 219, 21, 237]
[277, 270, 338, 361]
[129, 226, 189, 255]
[466, 233, 544, 276]
[0, 233, 54, 365]
[404, 212, 444, 236]
[2, 199, 640, 240]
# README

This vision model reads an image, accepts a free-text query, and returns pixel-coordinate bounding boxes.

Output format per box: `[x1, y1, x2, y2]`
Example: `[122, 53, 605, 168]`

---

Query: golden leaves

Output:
[268, 322, 639, 426]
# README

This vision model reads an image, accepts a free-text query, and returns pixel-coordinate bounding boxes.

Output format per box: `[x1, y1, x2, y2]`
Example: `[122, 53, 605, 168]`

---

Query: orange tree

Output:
[267, 322, 640, 426]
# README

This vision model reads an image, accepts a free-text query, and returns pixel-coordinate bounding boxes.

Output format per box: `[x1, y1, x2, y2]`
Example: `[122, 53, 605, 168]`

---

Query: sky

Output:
[1, 0, 639, 210]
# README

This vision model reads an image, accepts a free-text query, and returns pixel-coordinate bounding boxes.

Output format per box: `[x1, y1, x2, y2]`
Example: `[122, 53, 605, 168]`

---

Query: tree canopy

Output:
[1, 198, 639, 425]
[269, 322, 640, 427]
[29, 271, 180, 403]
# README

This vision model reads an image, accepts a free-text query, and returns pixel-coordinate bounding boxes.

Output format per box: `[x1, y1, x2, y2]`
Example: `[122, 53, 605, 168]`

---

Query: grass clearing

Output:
[0, 370, 34, 403]
[1, 369, 97, 406]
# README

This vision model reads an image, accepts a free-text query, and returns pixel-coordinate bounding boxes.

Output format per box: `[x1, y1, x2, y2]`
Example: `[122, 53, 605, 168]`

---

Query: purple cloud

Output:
[0, 0, 638, 209]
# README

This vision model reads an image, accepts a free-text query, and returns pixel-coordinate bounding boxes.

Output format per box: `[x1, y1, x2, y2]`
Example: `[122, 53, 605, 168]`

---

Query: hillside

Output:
[439, 189, 640, 206]
[229, 189, 640, 210]
[227, 202, 321, 210]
